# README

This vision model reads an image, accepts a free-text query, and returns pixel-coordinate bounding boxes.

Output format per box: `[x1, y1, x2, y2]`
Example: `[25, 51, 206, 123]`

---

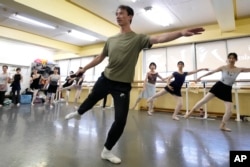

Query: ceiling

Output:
[0, 0, 249, 47]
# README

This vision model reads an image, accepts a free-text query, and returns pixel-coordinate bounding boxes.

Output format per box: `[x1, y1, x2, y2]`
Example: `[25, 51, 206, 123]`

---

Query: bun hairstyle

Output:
[177, 61, 184, 66]
[228, 52, 238, 61]
[149, 62, 157, 68]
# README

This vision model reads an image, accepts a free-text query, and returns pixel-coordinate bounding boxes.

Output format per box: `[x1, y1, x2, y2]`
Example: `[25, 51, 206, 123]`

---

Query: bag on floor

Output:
[20, 95, 32, 104]
[3, 98, 12, 105]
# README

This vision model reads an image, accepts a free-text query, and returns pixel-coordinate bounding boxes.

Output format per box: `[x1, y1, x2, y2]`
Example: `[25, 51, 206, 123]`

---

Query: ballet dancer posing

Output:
[131, 62, 165, 114]
[60, 67, 84, 108]
[30, 68, 42, 105]
[185, 53, 250, 131]
[44, 67, 61, 108]
[147, 61, 208, 120]
[61, 71, 75, 105]
[64, 5, 204, 164]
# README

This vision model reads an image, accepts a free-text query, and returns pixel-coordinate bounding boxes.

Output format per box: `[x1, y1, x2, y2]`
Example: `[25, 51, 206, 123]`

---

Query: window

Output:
[81, 56, 94, 81]
[68, 58, 81, 73]
[227, 37, 250, 80]
[143, 48, 167, 79]
[57, 60, 69, 81]
[166, 44, 195, 80]
[94, 57, 109, 81]
[196, 40, 227, 80]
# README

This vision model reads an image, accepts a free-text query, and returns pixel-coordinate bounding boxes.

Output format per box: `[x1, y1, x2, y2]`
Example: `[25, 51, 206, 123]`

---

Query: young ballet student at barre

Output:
[131, 62, 165, 114]
[185, 52, 250, 131]
[147, 61, 208, 119]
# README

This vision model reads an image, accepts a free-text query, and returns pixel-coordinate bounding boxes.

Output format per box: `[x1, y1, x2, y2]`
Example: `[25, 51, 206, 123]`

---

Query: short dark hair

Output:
[228, 52, 238, 60]
[2, 65, 8, 69]
[149, 62, 157, 68]
[16, 67, 21, 71]
[177, 61, 184, 66]
[117, 5, 134, 23]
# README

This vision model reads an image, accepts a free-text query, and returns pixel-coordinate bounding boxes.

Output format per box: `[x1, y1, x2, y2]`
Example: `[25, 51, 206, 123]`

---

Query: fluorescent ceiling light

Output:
[9, 13, 56, 29]
[68, 30, 98, 41]
[143, 6, 172, 27]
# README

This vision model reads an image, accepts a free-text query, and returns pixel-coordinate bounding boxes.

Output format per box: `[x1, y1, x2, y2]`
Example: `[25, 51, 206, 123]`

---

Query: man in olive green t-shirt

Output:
[65, 5, 205, 164]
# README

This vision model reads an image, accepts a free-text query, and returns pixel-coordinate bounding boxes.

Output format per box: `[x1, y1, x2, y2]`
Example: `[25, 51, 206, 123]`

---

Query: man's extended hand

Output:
[181, 27, 205, 37]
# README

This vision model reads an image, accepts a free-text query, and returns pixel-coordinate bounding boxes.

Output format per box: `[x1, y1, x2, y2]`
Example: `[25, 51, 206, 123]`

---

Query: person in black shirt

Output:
[62, 71, 74, 105]
[11, 67, 23, 106]
[148, 61, 208, 120]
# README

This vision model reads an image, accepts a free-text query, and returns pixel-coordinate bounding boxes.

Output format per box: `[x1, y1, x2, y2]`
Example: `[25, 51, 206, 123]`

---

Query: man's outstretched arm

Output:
[149, 27, 205, 44]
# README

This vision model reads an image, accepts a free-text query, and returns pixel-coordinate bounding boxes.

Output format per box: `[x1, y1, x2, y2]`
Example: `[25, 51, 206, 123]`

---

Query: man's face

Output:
[2, 66, 7, 72]
[116, 8, 132, 26]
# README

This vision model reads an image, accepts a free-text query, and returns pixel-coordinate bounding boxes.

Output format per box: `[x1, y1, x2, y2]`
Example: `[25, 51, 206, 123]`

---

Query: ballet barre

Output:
[134, 80, 250, 121]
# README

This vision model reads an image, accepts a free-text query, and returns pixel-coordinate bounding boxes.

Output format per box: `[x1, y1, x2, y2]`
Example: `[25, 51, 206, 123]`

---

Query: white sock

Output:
[101, 147, 121, 164]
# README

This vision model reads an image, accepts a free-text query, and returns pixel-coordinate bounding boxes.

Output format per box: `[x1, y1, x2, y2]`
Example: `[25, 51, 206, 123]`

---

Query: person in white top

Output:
[0, 65, 10, 107]
[44, 67, 61, 108]
[185, 53, 250, 131]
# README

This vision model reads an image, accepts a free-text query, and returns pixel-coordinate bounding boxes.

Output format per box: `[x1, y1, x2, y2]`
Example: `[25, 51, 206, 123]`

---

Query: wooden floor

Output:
[0, 102, 250, 167]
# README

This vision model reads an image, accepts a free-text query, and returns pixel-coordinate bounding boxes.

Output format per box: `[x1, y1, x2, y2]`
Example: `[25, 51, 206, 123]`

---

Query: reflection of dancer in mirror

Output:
[60, 67, 85, 109]
[185, 53, 250, 131]
[61, 71, 74, 105]
[64, 5, 204, 164]
[147, 61, 208, 120]
[0, 65, 10, 108]
[131, 62, 165, 114]
[11, 68, 23, 106]
[30, 68, 42, 106]
[44, 67, 61, 108]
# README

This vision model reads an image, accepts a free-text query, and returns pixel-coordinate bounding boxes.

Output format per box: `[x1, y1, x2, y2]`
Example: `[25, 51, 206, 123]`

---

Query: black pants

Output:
[0, 91, 6, 105]
[78, 73, 131, 150]
[12, 89, 20, 104]
[102, 95, 107, 108]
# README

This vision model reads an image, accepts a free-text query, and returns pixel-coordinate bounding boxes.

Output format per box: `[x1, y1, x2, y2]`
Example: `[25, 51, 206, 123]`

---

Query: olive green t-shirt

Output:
[103, 32, 151, 83]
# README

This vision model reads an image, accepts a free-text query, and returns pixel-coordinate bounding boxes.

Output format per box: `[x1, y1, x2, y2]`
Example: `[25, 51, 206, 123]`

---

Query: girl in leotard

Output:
[131, 62, 165, 114]
[185, 53, 250, 131]
[61, 71, 74, 105]
[30, 68, 42, 105]
[60, 67, 84, 109]
[147, 61, 208, 119]
[45, 67, 61, 108]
